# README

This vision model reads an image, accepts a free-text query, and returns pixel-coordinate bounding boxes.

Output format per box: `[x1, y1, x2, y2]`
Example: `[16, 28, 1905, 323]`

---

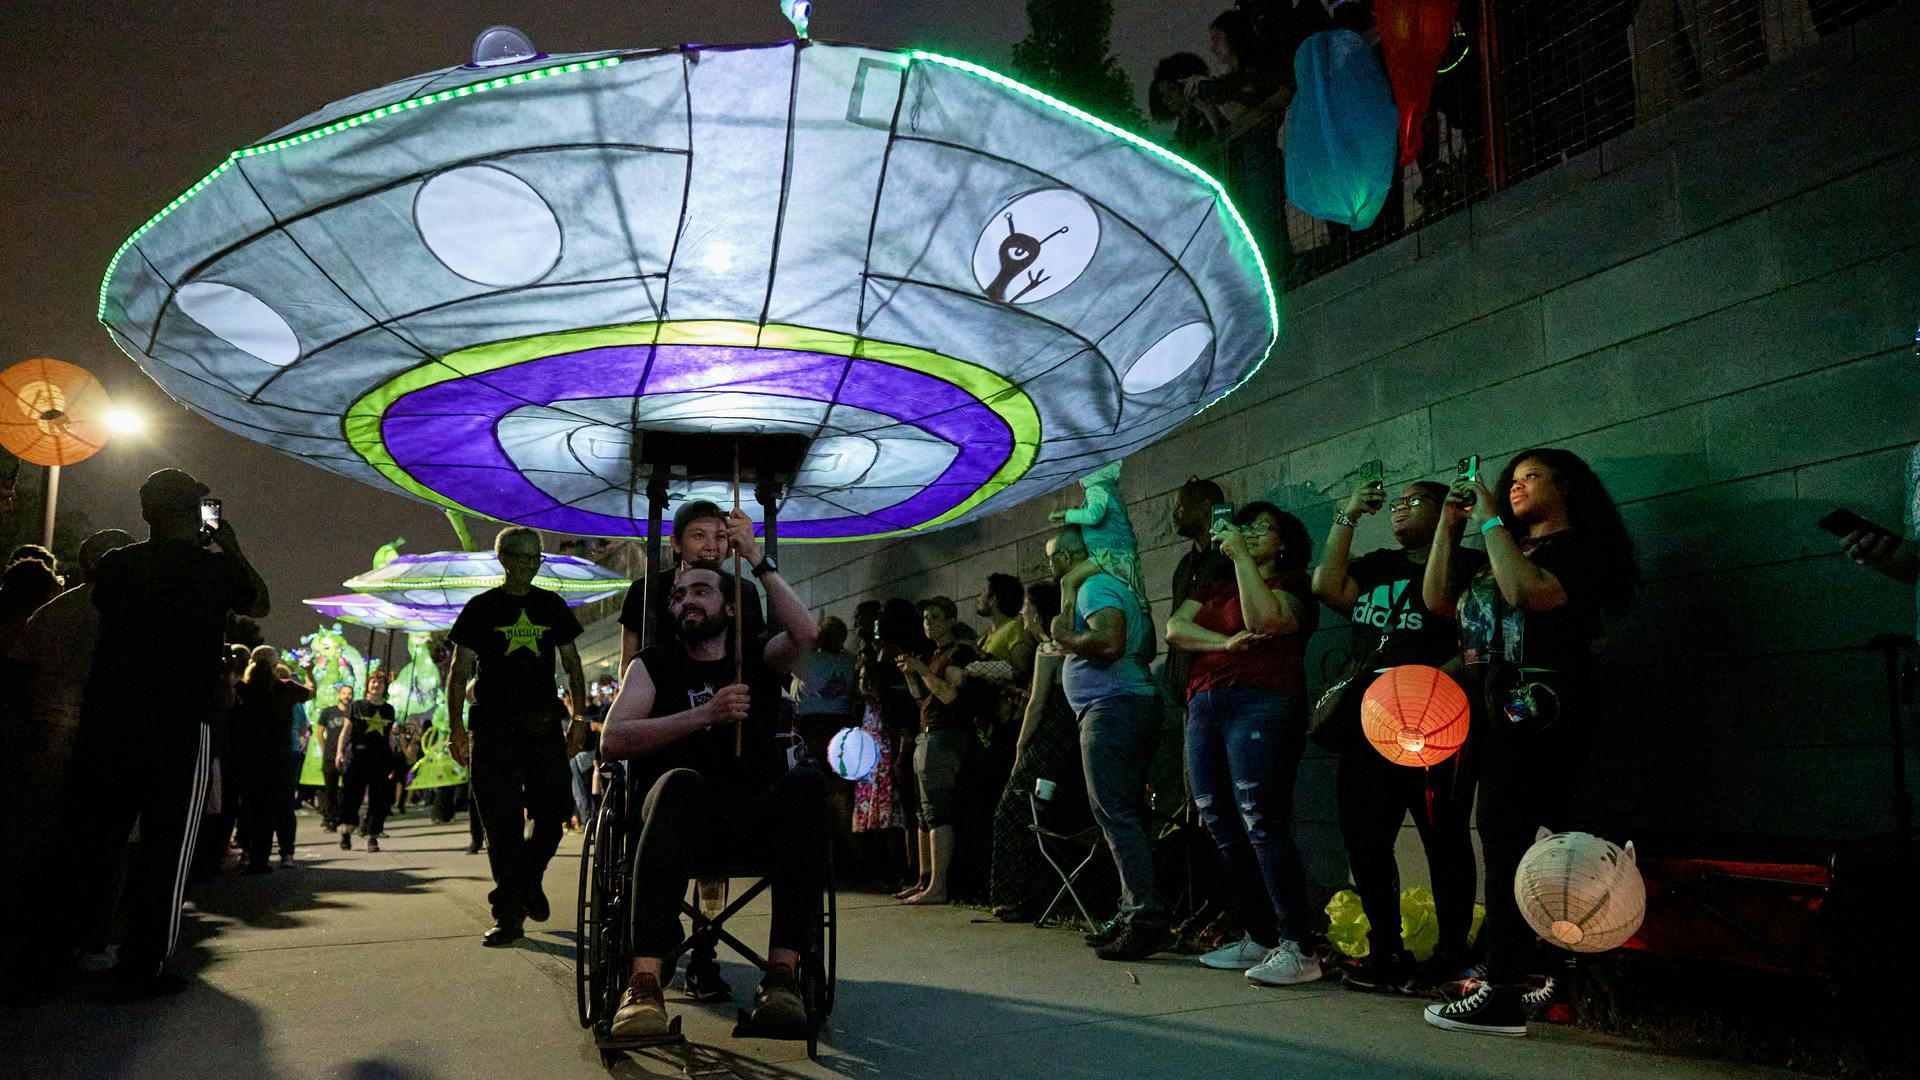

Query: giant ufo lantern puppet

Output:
[99, 27, 1277, 539]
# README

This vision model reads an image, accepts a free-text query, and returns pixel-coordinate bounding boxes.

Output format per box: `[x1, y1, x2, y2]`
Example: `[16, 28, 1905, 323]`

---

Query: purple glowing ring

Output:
[344, 321, 1041, 540]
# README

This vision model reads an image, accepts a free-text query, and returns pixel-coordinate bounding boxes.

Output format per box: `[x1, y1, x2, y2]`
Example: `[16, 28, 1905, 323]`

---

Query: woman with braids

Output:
[1421, 448, 1638, 1037]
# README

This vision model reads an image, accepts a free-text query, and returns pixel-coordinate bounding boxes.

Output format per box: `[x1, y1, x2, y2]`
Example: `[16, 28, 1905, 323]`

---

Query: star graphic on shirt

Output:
[496, 609, 551, 656]
[361, 710, 392, 736]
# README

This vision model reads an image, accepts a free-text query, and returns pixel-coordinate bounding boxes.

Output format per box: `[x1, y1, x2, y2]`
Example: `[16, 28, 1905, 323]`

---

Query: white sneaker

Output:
[1198, 935, 1270, 970]
[1246, 940, 1323, 987]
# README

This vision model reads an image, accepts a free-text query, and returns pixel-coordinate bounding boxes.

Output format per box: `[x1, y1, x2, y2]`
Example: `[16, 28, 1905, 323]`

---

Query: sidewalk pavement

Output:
[1, 809, 1803, 1079]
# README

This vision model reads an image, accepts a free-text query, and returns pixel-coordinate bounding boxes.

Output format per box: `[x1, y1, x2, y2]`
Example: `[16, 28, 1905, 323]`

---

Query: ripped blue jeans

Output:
[1186, 687, 1311, 948]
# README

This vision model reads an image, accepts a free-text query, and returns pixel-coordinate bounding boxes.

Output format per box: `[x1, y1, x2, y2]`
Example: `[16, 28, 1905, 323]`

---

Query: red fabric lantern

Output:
[1361, 664, 1470, 766]
[1377, 0, 1462, 166]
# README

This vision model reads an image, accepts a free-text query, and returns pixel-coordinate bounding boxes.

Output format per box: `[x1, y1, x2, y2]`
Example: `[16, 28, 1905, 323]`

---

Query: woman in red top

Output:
[1167, 501, 1323, 987]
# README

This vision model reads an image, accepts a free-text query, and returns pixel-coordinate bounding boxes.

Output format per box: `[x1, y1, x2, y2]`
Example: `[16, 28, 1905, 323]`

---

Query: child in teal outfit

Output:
[1049, 460, 1146, 605]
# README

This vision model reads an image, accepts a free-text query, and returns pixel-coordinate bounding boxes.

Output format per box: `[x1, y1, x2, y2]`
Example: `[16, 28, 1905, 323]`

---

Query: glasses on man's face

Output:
[1387, 497, 1431, 512]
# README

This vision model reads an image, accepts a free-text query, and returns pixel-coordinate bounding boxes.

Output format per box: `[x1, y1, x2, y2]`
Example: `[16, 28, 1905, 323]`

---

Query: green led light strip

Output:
[95, 56, 623, 321]
[904, 50, 1281, 414]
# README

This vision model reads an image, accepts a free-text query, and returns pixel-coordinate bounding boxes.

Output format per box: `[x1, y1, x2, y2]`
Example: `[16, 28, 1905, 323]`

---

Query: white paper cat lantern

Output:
[827, 727, 879, 782]
[1513, 828, 1646, 953]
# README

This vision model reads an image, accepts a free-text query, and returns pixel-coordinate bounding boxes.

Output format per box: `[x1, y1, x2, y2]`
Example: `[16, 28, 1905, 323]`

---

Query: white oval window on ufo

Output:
[1122, 322, 1213, 395]
[414, 165, 562, 287]
[971, 188, 1100, 305]
[176, 282, 301, 367]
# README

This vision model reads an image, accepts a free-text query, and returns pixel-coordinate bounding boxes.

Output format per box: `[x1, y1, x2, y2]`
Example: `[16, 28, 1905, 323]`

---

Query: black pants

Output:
[239, 748, 299, 868]
[1335, 745, 1478, 958]
[1473, 697, 1584, 984]
[338, 752, 393, 833]
[470, 721, 570, 924]
[469, 781, 487, 845]
[628, 766, 829, 957]
[319, 764, 341, 825]
[63, 721, 212, 977]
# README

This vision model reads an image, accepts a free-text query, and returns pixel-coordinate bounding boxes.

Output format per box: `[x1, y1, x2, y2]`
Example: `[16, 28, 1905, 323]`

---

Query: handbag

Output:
[1481, 589, 1564, 736]
[1308, 581, 1414, 754]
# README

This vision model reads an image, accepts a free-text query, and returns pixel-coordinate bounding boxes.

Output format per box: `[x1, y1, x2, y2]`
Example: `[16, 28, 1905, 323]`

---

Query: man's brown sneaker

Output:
[609, 970, 669, 1039]
[748, 969, 807, 1029]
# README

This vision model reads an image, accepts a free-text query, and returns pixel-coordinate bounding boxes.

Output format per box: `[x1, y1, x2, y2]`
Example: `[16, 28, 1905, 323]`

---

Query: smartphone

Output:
[1455, 456, 1479, 507]
[1818, 508, 1895, 540]
[1358, 459, 1384, 485]
[1209, 502, 1234, 548]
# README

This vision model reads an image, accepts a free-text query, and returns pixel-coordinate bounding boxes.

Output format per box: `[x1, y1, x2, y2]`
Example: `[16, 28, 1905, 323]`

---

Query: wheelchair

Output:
[576, 755, 836, 1063]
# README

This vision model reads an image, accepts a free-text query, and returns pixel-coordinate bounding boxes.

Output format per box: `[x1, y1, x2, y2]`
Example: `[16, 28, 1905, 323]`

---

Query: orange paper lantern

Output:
[1360, 664, 1470, 766]
[0, 358, 113, 467]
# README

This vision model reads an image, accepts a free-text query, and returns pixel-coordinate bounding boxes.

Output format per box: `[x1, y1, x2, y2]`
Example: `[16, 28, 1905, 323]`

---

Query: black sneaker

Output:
[339, 832, 351, 850]
[366, 836, 380, 853]
[1342, 949, 1413, 994]
[747, 969, 807, 1028]
[481, 923, 524, 948]
[683, 958, 732, 1003]
[1424, 983, 1526, 1037]
[464, 841, 482, 855]
[1520, 976, 1560, 1020]
[1095, 920, 1173, 962]
[1083, 916, 1123, 948]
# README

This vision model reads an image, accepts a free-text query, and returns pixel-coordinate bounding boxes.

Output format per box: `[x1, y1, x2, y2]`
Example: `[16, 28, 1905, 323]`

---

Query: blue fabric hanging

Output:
[1285, 30, 1399, 230]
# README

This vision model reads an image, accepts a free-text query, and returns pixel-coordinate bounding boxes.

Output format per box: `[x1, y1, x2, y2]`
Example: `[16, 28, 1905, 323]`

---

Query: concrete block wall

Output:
[778, 7, 1920, 887]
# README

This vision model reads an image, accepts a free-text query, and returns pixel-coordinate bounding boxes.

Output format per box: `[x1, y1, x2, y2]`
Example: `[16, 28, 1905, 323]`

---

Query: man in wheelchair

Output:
[599, 510, 825, 1041]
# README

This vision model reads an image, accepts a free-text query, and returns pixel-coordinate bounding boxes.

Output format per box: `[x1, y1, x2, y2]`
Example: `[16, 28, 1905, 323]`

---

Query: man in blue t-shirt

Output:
[1044, 526, 1167, 961]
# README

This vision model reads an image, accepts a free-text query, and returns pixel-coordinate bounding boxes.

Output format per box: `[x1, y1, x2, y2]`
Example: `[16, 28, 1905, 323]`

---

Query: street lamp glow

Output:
[104, 407, 144, 434]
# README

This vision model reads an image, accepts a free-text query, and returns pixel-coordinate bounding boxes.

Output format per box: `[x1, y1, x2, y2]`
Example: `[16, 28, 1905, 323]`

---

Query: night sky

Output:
[2, 0, 1222, 645]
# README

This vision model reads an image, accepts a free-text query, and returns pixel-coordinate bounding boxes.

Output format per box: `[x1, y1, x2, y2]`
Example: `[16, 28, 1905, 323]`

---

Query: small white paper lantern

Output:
[1513, 828, 1646, 953]
[826, 727, 879, 782]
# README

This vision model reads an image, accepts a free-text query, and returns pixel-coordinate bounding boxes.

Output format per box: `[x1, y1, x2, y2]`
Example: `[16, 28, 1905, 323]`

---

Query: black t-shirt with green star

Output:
[450, 585, 584, 724]
[344, 699, 397, 763]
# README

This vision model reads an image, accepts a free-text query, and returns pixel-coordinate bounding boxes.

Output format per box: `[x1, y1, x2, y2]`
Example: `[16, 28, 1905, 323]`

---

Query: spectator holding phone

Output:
[1839, 495, 1920, 635]
[1314, 477, 1482, 992]
[1167, 502, 1324, 986]
[1421, 448, 1636, 1037]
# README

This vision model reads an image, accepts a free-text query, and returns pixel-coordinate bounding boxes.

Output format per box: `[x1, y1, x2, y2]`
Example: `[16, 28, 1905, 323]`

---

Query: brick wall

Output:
[776, 7, 1920, 889]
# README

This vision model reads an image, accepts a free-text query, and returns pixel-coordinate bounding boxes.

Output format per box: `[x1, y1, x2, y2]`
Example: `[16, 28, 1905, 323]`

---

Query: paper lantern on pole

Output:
[1514, 829, 1646, 953]
[1360, 664, 1470, 766]
[1377, 0, 1463, 166]
[827, 726, 879, 781]
[1285, 30, 1400, 229]
[0, 358, 114, 467]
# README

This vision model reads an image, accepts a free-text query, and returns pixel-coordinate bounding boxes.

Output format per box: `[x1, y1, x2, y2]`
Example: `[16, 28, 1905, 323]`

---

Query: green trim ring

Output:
[341, 320, 1043, 542]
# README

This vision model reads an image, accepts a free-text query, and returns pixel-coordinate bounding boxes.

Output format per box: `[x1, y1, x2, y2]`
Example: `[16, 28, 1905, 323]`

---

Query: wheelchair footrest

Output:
[595, 1014, 685, 1051]
[731, 1009, 816, 1042]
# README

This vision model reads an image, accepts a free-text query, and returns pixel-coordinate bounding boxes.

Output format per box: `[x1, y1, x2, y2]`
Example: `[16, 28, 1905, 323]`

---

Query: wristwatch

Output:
[750, 555, 778, 578]
[1333, 510, 1358, 529]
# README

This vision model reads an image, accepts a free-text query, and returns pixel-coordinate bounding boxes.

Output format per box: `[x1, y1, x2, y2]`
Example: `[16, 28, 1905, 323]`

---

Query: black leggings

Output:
[1335, 745, 1477, 958]
[627, 766, 829, 957]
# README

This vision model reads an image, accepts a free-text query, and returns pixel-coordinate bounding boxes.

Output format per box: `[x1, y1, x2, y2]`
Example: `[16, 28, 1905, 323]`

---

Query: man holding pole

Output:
[447, 526, 588, 947]
[599, 509, 823, 1040]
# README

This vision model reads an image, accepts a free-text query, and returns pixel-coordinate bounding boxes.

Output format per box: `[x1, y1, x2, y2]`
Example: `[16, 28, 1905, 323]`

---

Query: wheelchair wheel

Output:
[574, 818, 597, 1028]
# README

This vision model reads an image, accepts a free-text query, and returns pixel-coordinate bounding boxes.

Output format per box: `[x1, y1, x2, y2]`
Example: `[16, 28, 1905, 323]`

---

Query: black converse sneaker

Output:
[1520, 976, 1559, 1019]
[1341, 949, 1413, 994]
[1424, 982, 1527, 1036]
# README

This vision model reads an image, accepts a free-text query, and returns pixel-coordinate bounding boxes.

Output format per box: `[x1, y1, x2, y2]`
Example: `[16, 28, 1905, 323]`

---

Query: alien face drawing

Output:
[971, 188, 1099, 306]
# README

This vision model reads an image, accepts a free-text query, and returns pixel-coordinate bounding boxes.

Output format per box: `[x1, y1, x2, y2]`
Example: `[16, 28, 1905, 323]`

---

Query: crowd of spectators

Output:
[778, 445, 1638, 1037]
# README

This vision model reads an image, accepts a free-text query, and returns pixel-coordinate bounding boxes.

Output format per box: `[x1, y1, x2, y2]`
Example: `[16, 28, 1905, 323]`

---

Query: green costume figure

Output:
[387, 631, 441, 722]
